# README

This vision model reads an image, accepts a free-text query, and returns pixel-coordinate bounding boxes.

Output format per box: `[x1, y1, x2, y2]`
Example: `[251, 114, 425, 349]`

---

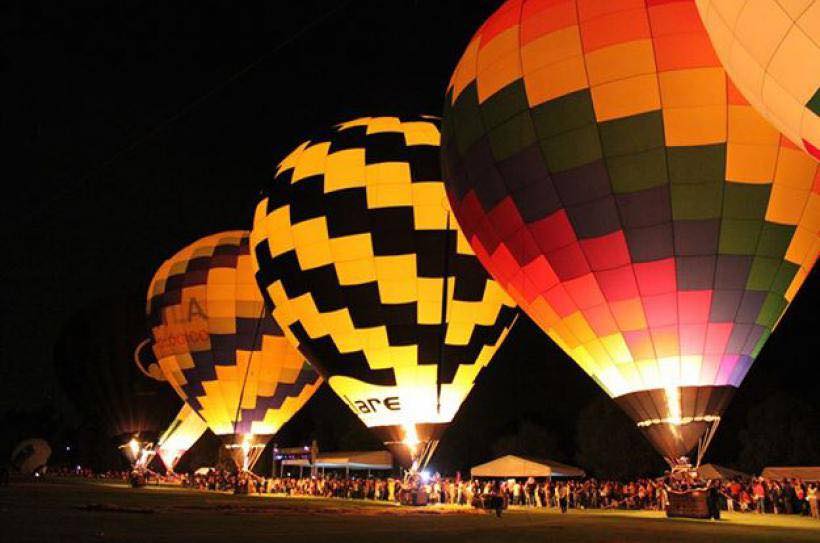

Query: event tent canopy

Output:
[697, 463, 750, 481]
[471, 455, 585, 479]
[761, 467, 820, 481]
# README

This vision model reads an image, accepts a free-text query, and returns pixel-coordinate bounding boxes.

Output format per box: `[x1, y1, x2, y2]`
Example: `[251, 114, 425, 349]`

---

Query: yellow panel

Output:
[663, 105, 727, 146]
[766, 184, 810, 224]
[476, 26, 520, 75]
[585, 39, 656, 88]
[450, 37, 480, 103]
[659, 68, 725, 108]
[591, 74, 661, 122]
[785, 265, 809, 302]
[680, 355, 702, 386]
[277, 140, 310, 177]
[726, 143, 780, 184]
[291, 142, 331, 183]
[401, 121, 440, 146]
[329, 233, 374, 263]
[337, 117, 372, 130]
[774, 146, 818, 189]
[600, 333, 633, 364]
[292, 217, 332, 270]
[377, 279, 418, 304]
[334, 259, 377, 286]
[365, 117, 402, 134]
[417, 277, 444, 325]
[584, 338, 613, 367]
[365, 161, 412, 186]
[324, 149, 366, 193]
[728, 105, 781, 145]
[609, 298, 648, 331]
[366, 183, 414, 209]
[477, 48, 524, 104]
[563, 311, 597, 344]
[524, 56, 588, 107]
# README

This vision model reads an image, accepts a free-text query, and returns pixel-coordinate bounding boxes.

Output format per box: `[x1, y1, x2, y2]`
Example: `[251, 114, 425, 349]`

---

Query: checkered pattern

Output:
[696, 0, 820, 160]
[146, 231, 322, 438]
[251, 116, 517, 437]
[441, 0, 819, 459]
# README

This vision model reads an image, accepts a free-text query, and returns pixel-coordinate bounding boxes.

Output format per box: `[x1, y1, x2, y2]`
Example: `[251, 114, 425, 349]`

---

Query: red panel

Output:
[582, 303, 619, 336]
[523, 255, 560, 295]
[679, 323, 707, 356]
[647, 0, 706, 36]
[488, 197, 526, 243]
[489, 243, 519, 283]
[579, 230, 631, 271]
[477, 0, 522, 48]
[505, 225, 541, 266]
[642, 292, 678, 327]
[578, 6, 651, 53]
[529, 210, 577, 254]
[634, 258, 677, 296]
[454, 191, 484, 238]
[563, 273, 606, 309]
[521, 0, 578, 45]
[547, 241, 591, 280]
[542, 284, 578, 317]
[595, 264, 640, 301]
[677, 290, 712, 325]
[704, 322, 733, 354]
[475, 214, 503, 254]
[624, 329, 656, 360]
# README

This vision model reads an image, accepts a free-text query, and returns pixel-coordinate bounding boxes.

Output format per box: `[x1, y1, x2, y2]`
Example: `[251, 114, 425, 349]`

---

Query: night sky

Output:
[4, 1, 818, 470]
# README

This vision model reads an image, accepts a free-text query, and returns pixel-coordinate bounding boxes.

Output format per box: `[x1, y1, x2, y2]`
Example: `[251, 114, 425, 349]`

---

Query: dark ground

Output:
[2, 478, 818, 543]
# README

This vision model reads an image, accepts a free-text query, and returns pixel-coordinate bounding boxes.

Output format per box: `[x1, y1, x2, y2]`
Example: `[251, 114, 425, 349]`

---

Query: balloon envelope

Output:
[696, 0, 820, 160]
[146, 231, 322, 469]
[441, 0, 819, 463]
[251, 116, 517, 465]
[156, 404, 209, 472]
[10, 439, 51, 476]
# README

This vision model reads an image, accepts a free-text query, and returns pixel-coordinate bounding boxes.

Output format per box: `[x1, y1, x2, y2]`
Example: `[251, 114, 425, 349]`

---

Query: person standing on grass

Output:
[753, 478, 766, 513]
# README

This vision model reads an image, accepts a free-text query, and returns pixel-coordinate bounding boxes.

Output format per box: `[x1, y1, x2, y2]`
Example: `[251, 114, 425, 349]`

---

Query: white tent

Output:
[471, 455, 585, 479]
[697, 463, 750, 480]
[761, 466, 820, 481]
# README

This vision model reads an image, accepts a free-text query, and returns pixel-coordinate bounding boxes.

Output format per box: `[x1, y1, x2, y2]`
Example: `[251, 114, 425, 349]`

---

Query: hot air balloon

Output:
[145, 231, 322, 471]
[441, 0, 819, 468]
[696, 0, 820, 160]
[156, 404, 209, 473]
[250, 115, 518, 470]
[10, 439, 51, 476]
[54, 295, 178, 470]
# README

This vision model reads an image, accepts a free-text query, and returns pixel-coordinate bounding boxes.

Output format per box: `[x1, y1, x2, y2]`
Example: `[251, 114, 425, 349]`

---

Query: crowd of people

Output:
[45, 465, 819, 518]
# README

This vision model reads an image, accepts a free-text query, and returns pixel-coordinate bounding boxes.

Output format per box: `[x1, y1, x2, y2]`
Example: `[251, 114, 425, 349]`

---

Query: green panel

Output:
[488, 112, 537, 161]
[607, 147, 669, 194]
[667, 144, 726, 184]
[755, 292, 787, 329]
[530, 89, 596, 140]
[807, 88, 820, 116]
[770, 261, 799, 295]
[480, 80, 529, 130]
[751, 329, 772, 358]
[540, 124, 602, 173]
[671, 182, 723, 220]
[722, 183, 771, 220]
[745, 256, 780, 291]
[755, 223, 796, 259]
[451, 84, 486, 155]
[598, 110, 664, 157]
[719, 219, 762, 255]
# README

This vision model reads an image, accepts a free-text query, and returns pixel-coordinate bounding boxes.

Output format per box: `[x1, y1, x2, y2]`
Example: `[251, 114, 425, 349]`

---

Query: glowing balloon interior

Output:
[146, 231, 322, 470]
[441, 0, 819, 465]
[156, 404, 209, 472]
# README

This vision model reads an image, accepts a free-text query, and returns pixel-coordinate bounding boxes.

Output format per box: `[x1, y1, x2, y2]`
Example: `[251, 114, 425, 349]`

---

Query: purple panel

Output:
[625, 223, 674, 262]
[736, 291, 767, 324]
[725, 323, 752, 354]
[673, 220, 720, 256]
[714, 255, 753, 289]
[566, 195, 621, 239]
[496, 144, 551, 192]
[676, 255, 716, 290]
[709, 290, 743, 322]
[616, 185, 671, 228]
[552, 160, 612, 205]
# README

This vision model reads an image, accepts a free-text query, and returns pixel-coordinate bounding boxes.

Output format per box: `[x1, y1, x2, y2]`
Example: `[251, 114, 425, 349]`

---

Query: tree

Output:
[738, 392, 820, 474]
[575, 397, 662, 480]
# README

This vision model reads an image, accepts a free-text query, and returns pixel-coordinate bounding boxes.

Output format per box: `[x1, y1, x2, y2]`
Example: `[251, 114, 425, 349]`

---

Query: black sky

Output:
[3, 1, 818, 468]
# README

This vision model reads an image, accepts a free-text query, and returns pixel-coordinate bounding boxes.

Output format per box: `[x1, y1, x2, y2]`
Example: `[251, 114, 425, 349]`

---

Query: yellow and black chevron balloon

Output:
[250, 116, 517, 446]
[146, 231, 322, 442]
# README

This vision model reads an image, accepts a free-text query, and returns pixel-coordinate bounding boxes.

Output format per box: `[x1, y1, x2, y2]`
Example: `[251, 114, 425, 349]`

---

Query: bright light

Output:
[665, 386, 681, 426]
[128, 438, 140, 457]
[402, 423, 419, 455]
[420, 470, 431, 483]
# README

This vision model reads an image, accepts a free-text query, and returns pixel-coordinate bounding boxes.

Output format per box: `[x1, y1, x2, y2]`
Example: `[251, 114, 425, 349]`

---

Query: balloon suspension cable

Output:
[231, 305, 267, 439]
[133, 338, 156, 379]
[696, 417, 721, 469]
[435, 210, 452, 415]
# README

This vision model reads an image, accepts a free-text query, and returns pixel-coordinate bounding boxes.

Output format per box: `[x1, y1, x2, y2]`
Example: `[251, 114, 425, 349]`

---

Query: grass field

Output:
[2, 478, 818, 542]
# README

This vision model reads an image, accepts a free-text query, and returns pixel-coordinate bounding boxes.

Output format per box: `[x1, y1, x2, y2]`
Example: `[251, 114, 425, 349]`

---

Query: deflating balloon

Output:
[146, 231, 322, 470]
[441, 0, 819, 465]
[251, 116, 517, 467]
[696, 0, 820, 160]
[156, 404, 209, 472]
